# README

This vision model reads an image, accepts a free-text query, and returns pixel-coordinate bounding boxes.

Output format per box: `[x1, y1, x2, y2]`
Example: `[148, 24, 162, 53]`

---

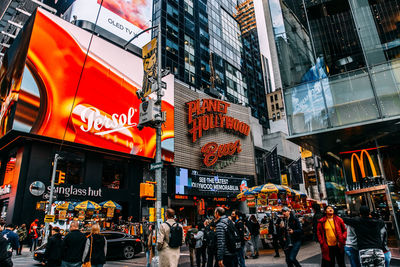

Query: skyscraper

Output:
[153, 0, 269, 128]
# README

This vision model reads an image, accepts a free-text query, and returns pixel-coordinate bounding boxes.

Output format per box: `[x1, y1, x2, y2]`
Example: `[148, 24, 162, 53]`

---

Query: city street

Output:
[10, 241, 400, 267]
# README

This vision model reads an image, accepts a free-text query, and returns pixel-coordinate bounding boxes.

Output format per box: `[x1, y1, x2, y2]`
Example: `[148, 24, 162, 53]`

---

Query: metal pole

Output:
[375, 139, 400, 240]
[154, 23, 163, 262]
[43, 153, 60, 243]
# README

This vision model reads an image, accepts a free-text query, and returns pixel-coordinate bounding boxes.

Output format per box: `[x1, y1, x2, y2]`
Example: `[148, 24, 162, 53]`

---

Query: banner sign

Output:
[175, 167, 247, 197]
[142, 38, 158, 97]
[290, 158, 303, 185]
[265, 147, 280, 184]
[0, 9, 174, 161]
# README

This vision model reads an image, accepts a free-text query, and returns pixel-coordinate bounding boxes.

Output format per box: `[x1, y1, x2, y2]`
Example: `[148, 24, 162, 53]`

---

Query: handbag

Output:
[82, 235, 93, 267]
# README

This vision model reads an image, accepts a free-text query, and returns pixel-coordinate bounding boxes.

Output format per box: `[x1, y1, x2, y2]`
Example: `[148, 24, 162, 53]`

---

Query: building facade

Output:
[266, 0, 400, 248]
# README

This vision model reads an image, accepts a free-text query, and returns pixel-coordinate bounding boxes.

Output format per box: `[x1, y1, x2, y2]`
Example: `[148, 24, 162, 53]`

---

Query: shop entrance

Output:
[347, 187, 399, 252]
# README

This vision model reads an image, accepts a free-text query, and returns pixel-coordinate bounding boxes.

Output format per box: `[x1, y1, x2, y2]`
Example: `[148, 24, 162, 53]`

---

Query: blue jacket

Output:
[2, 229, 20, 251]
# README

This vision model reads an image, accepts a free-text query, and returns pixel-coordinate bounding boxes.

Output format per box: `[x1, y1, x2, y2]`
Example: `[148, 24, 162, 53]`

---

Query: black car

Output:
[34, 231, 142, 262]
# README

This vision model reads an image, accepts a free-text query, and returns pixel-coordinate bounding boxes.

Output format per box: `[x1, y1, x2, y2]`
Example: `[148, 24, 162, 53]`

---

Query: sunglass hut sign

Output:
[186, 99, 250, 169]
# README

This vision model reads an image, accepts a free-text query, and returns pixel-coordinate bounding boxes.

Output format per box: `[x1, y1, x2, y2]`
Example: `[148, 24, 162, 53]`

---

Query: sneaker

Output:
[274, 254, 280, 258]
[245, 256, 249, 259]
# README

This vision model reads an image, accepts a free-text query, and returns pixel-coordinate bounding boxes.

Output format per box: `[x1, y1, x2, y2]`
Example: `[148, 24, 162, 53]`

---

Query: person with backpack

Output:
[231, 210, 246, 267]
[206, 221, 217, 267]
[186, 224, 198, 267]
[281, 207, 303, 267]
[82, 224, 107, 267]
[2, 224, 19, 255]
[0, 222, 12, 267]
[42, 227, 62, 266]
[157, 208, 184, 267]
[194, 222, 206, 267]
[215, 207, 239, 267]
[248, 215, 260, 259]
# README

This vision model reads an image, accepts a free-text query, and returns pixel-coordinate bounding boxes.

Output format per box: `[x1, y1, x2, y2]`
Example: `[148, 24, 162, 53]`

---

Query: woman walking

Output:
[83, 224, 107, 267]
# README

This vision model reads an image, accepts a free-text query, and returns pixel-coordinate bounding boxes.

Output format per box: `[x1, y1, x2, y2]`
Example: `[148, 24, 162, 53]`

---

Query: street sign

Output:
[44, 215, 55, 223]
[150, 162, 163, 170]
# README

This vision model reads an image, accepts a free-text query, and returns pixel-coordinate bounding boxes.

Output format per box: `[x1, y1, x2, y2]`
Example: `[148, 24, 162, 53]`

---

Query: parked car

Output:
[33, 231, 142, 262]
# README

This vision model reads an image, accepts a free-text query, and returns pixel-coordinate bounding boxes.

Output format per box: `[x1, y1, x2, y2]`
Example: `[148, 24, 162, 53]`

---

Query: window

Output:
[270, 95, 274, 102]
[276, 103, 279, 109]
[275, 94, 278, 101]
[277, 112, 281, 119]
[184, 0, 193, 15]
[166, 39, 179, 55]
[57, 151, 85, 185]
[102, 157, 126, 189]
[166, 4, 179, 19]
[271, 105, 275, 111]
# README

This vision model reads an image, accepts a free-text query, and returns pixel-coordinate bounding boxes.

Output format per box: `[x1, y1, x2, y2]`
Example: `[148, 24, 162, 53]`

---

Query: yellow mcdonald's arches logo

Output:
[351, 149, 378, 182]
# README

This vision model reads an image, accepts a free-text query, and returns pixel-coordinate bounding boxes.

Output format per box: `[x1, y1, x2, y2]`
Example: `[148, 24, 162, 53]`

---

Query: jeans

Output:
[244, 240, 254, 256]
[322, 246, 345, 267]
[345, 246, 360, 267]
[384, 251, 391, 267]
[272, 235, 283, 256]
[61, 262, 82, 267]
[146, 250, 151, 267]
[31, 238, 38, 251]
[359, 249, 385, 267]
[251, 235, 260, 255]
[196, 247, 207, 267]
[284, 240, 302, 267]
[189, 247, 196, 267]
[237, 245, 246, 267]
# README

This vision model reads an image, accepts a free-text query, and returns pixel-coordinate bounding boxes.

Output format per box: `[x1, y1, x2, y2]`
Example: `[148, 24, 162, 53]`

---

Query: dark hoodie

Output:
[343, 217, 385, 250]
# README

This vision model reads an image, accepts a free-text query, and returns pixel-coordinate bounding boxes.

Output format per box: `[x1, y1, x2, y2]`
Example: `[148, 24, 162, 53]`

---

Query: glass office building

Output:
[268, 0, 400, 249]
[153, 0, 269, 128]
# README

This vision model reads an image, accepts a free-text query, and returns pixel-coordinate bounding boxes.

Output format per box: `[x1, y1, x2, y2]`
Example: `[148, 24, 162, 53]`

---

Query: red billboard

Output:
[0, 9, 174, 161]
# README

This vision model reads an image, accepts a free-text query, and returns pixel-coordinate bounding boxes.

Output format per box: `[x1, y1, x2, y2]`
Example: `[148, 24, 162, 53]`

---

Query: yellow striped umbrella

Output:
[75, 200, 101, 211]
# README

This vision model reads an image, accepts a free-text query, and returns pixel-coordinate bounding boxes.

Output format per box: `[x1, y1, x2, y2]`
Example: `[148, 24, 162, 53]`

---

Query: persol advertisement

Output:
[175, 167, 248, 197]
[0, 9, 174, 161]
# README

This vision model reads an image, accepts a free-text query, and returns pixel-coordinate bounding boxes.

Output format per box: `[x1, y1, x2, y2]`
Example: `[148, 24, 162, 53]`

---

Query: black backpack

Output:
[223, 220, 242, 253]
[166, 222, 183, 248]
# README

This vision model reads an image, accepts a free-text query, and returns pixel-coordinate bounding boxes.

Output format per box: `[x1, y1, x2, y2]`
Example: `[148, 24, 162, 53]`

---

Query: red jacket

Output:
[317, 215, 347, 261]
[29, 222, 39, 239]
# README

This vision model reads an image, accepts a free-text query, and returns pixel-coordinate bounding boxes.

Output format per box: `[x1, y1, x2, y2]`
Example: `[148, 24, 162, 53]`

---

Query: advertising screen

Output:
[62, 0, 153, 48]
[0, 9, 174, 161]
[175, 167, 247, 197]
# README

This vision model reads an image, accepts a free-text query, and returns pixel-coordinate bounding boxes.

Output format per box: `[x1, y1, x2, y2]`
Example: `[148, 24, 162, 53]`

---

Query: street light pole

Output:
[154, 22, 163, 262]
[43, 153, 61, 243]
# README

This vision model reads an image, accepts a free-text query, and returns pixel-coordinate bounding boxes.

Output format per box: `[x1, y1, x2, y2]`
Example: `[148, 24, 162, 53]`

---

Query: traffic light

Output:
[55, 170, 66, 185]
[140, 182, 154, 198]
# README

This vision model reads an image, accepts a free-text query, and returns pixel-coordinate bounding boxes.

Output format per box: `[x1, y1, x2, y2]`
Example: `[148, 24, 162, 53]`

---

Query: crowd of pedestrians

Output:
[315, 205, 392, 267]
[0, 204, 395, 267]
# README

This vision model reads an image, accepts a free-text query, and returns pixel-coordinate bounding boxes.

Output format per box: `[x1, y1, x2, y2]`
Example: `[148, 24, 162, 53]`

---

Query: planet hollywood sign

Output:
[186, 99, 250, 168]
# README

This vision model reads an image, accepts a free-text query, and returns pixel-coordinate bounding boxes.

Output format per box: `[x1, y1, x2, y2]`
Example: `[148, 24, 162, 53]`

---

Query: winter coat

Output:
[0, 234, 12, 267]
[61, 230, 87, 263]
[343, 217, 385, 250]
[317, 215, 347, 261]
[248, 220, 260, 236]
[44, 233, 62, 262]
[83, 234, 107, 265]
[16, 227, 27, 242]
[215, 215, 235, 261]
[283, 214, 303, 245]
[157, 219, 184, 267]
[29, 222, 39, 239]
[2, 229, 20, 251]
[268, 218, 283, 236]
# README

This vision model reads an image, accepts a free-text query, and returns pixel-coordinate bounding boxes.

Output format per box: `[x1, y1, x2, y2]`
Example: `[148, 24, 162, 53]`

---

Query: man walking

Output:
[215, 207, 237, 267]
[317, 205, 347, 267]
[343, 206, 386, 267]
[157, 208, 184, 267]
[2, 224, 20, 255]
[231, 210, 246, 267]
[269, 212, 283, 258]
[248, 215, 260, 258]
[0, 223, 12, 267]
[43, 227, 62, 267]
[61, 221, 87, 267]
[281, 207, 303, 267]
[194, 222, 206, 267]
